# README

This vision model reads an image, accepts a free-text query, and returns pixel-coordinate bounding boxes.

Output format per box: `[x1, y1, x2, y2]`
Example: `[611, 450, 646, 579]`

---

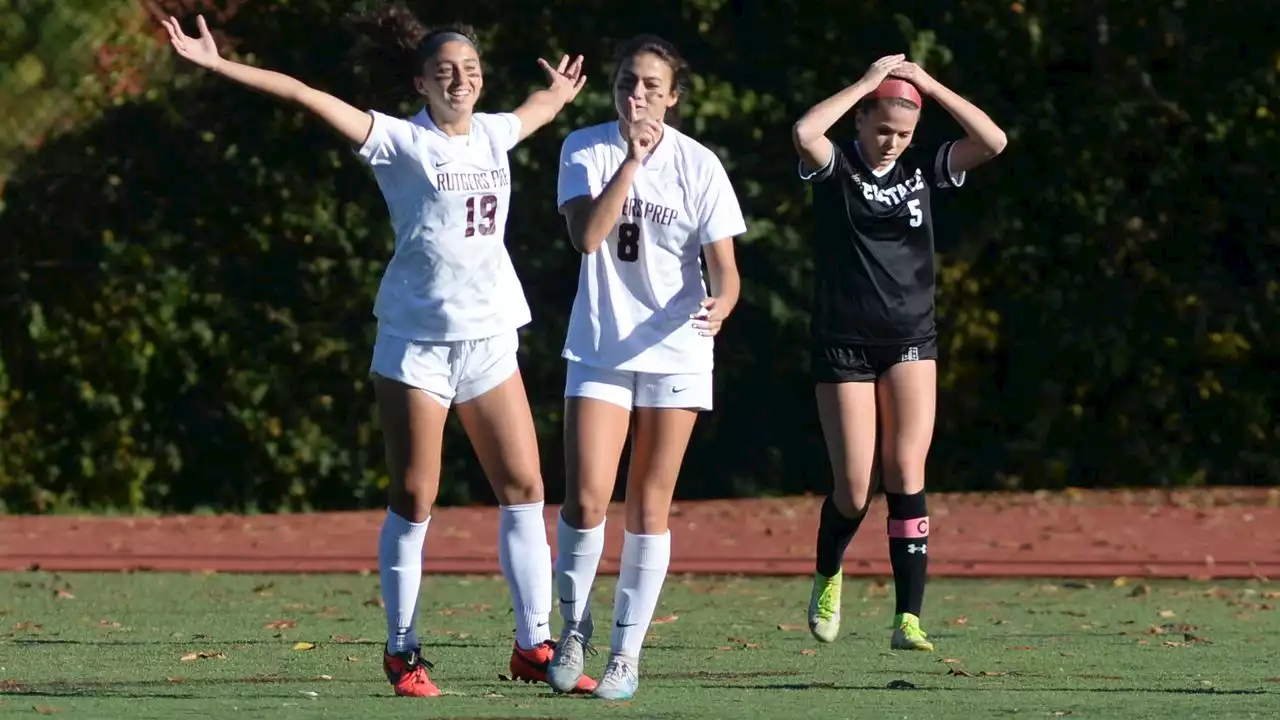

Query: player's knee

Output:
[389, 472, 437, 524]
[562, 493, 609, 530]
[832, 479, 875, 517]
[492, 468, 545, 506]
[880, 458, 927, 495]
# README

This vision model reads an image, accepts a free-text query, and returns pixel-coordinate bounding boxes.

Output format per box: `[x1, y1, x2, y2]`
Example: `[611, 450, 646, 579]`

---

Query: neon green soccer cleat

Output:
[890, 612, 934, 651]
[808, 571, 842, 643]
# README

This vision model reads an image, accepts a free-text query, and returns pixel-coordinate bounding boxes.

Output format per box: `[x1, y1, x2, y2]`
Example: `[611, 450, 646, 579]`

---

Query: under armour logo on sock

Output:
[907, 543, 927, 555]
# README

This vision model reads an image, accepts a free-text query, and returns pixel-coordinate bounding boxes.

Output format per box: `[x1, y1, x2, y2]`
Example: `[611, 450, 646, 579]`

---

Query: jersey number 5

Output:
[617, 222, 640, 263]
[465, 194, 499, 237]
[907, 198, 923, 228]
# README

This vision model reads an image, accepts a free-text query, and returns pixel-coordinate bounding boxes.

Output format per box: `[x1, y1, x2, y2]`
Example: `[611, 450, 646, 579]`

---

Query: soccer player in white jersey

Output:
[544, 34, 747, 701]
[162, 6, 597, 698]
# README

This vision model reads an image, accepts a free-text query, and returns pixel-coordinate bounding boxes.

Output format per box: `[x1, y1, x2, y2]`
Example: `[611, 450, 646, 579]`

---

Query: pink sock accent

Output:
[888, 516, 930, 539]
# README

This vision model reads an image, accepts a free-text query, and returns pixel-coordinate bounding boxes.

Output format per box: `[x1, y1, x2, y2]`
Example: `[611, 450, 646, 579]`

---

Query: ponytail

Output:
[345, 2, 481, 106]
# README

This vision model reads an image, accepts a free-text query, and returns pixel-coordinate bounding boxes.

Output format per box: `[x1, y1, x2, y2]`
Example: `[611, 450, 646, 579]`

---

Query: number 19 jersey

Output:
[356, 108, 531, 342]
[557, 121, 747, 374]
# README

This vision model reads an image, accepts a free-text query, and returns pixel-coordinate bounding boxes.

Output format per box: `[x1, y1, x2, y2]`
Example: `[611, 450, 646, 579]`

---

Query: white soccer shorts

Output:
[564, 360, 713, 411]
[370, 328, 519, 408]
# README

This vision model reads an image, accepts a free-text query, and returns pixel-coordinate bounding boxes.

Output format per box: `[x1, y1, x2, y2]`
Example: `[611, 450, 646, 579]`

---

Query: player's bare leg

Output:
[876, 358, 937, 651]
[455, 370, 597, 690]
[590, 406, 697, 700]
[374, 376, 447, 697]
[547, 396, 630, 693]
[809, 381, 880, 642]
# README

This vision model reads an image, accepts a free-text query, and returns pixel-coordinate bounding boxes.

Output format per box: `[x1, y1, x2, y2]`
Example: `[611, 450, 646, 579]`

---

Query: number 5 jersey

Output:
[800, 139, 966, 346]
[556, 121, 746, 374]
[357, 109, 531, 342]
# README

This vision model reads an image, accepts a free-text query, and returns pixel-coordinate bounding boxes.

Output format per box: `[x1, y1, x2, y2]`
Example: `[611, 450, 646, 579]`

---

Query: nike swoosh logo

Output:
[614, 621, 637, 628]
[536, 621, 550, 627]
[672, 387, 688, 394]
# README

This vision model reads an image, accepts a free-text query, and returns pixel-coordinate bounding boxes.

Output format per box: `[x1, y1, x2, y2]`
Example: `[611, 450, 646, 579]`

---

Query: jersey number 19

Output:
[465, 194, 499, 237]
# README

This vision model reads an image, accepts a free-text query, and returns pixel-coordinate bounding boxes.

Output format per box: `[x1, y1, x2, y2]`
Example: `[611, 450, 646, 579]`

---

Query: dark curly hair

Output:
[611, 34, 691, 129]
[346, 2, 480, 102]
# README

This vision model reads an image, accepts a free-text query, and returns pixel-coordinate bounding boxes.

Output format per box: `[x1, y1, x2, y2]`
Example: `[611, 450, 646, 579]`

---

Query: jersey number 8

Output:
[465, 194, 499, 237]
[617, 222, 640, 263]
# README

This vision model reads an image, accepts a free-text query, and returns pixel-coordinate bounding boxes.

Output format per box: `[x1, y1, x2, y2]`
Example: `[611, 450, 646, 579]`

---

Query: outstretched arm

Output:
[512, 54, 587, 143]
[792, 54, 905, 173]
[890, 62, 1008, 173]
[164, 15, 372, 147]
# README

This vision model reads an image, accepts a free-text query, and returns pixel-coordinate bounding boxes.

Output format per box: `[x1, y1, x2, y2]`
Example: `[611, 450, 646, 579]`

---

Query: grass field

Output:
[2, 572, 1277, 718]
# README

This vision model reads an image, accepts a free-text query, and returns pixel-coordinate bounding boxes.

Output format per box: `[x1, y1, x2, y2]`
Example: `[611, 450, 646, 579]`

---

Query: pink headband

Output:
[867, 78, 923, 106]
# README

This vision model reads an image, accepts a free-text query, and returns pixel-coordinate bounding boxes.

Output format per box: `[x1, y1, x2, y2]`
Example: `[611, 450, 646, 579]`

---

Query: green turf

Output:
[1, 572, 1277, 718]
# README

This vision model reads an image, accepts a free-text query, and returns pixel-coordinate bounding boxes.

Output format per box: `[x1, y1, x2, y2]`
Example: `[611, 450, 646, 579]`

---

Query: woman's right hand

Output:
[162, 15, 224, 71]
[625, 97, 662, 162]
[859, 54, 906, 88]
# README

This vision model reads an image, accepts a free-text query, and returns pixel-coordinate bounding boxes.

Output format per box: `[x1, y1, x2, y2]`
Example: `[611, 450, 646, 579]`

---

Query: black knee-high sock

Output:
[885, 491, 929, 617]
[814, 495, 866, 578]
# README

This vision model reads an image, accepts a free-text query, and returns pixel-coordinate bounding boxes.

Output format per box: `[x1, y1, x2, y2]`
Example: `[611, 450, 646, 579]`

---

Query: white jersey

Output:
[356, 108, 531, 342]
[557, 121, 747, 374]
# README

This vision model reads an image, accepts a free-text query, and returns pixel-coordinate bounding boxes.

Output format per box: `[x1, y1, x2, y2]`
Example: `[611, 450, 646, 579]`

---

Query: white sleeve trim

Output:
[937, 142, 966, 189]
[798, 150, 836, 183]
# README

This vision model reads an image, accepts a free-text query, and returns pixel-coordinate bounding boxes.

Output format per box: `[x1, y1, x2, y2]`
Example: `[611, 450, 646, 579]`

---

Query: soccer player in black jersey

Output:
[792, 54, 1007, 650]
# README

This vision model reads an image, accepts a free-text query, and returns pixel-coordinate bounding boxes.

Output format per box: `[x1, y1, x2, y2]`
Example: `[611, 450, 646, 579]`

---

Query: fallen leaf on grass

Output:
[716, 645, 735, 651]
[948, 616, 968, 626]
[1129, 584, 1151, 597]
[12, 622, 42, 631]
[497, 673, 512, 682]
[1061, 581, 1094, 590]
[1006, 645, 1038, 651]
[52, 590, 74, 600]
[948, 667, 975, 677]
[978, 671, 1008, 677]
[1162, 641, 1186, 647]
[939, 658, 962, 664]
[180, 651, 226, 662]
[164, 677, 185, 684]
[1185, 633, 1212, 644]
[292, 642, 316, 651]
[346, 656, 367, 663]
[777, 624, 806, 631]
[799, 649, 817, 656]
[264, 620, 297, 630]
[483, 692, 504, 698]
[97, 619, 121, 628]
[32, 706, 61, 715]
[886, 680, 916, 689]
[651, 615, 678, 625]
[1158, 609, 1176, 618]
[1112, 577, 1129, 587]
[1265, 677, 1280, 683]
[252, 583, 275, 596]
[313, 675, 333, 681]
[441, 630, 472, 640]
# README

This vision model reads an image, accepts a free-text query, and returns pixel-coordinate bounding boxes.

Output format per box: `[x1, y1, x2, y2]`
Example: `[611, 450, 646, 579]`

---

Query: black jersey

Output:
[801, 139, 964, 345]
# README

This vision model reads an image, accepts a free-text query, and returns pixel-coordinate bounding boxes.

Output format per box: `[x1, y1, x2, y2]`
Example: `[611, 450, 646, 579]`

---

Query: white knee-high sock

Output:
[610, 530, 671, 660]
[378, 509, 429, 654]
[555, 513, 605, 627]
[499, 501, 553, 650]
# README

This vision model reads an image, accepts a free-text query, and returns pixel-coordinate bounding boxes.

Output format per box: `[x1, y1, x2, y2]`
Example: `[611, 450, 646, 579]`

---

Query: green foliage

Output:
[1, 0, 1276, 512]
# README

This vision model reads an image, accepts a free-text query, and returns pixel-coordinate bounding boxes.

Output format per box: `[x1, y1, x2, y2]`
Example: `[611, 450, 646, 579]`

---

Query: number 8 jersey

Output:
[557, 121, 747, 374]
[357, 109, 531, 342]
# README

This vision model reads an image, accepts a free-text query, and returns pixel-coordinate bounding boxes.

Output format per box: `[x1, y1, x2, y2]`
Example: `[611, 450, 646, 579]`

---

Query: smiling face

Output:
[855, 98, 921, 169]
[613, 51, 680, 124]
[414, 39, 483, 123]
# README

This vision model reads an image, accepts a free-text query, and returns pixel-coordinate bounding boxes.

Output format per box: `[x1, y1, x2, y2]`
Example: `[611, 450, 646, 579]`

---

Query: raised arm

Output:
[511, 54, 588, 143]
[560, 105, 662, 254]
[889, 62, 1008, 173]
[792, 54, 905, 173]
[164, 15, 372, 147]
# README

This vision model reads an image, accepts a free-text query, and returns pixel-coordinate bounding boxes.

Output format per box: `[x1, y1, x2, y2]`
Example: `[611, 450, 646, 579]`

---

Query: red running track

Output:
[2, 489, 1279, 578]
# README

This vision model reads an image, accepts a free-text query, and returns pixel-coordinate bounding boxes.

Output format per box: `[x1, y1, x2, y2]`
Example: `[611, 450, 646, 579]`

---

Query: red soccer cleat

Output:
[383, 648, 441, 697]
[510, 640, 598, 694]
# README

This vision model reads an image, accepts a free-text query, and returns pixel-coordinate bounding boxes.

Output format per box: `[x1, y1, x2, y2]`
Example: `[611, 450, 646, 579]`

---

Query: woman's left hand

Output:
[888, 61, 939, 96]
[691, 297, 730, 337]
